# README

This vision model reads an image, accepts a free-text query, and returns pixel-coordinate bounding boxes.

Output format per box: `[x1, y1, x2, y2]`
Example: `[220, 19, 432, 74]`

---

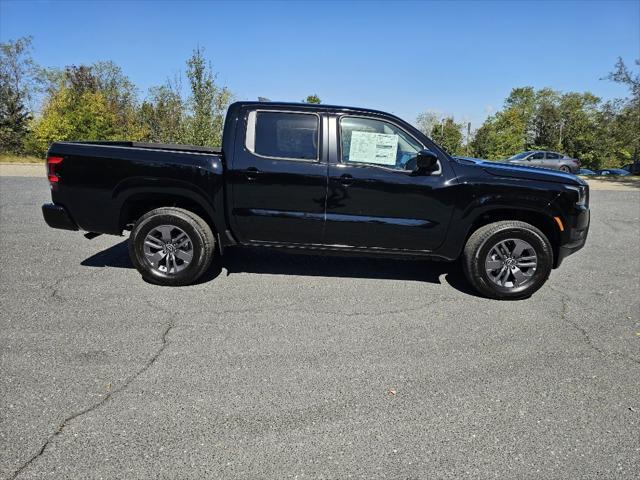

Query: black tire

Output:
[128, 207, 215, 286]
[560, 165, 571, 173]
[462, 220, 553, 300]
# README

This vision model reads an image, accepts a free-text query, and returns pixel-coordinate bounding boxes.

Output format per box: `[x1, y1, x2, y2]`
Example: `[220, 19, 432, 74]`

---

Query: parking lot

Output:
[1, 175, 638, 479]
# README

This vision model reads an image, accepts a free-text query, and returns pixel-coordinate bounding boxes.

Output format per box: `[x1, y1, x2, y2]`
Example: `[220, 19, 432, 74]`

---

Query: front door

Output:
[324, 115, 454, 252]
[229, 109, 328, 245]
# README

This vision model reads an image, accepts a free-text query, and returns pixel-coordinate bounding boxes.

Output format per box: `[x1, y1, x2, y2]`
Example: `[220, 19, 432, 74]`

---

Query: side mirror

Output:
[414, 149, 439, 174]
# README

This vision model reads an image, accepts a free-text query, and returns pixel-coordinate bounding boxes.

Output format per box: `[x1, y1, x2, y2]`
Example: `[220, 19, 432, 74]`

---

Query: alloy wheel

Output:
[142, 224, 194, 275]
[484, 238, 537, 289]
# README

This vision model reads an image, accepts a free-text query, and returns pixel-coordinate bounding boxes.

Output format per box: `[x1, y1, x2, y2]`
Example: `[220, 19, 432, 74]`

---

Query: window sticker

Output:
[348, 131, 398, 166]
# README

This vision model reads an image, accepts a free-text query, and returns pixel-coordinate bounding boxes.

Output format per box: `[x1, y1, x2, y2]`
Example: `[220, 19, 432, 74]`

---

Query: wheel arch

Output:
[116, 187, 225, 253]
[463, 207, 561, 267]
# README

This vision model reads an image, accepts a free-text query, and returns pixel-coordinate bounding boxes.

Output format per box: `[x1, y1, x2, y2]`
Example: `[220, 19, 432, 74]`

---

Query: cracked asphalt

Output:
[1, 176, 639, 479]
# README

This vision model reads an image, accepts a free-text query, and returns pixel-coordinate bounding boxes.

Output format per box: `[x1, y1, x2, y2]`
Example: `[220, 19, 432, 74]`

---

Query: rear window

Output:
[546, 152, 561, 159]
[253, 112, 319, 160]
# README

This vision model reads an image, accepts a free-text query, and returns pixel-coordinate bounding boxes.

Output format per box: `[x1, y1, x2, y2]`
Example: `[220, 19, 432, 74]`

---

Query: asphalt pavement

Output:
[1, 177, 639, 479]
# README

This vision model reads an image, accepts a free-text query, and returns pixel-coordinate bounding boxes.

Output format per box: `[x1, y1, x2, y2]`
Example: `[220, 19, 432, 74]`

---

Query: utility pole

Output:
[467, 122, 471, 156]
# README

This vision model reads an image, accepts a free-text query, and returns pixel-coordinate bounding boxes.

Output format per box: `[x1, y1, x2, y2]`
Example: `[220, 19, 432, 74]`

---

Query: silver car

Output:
[505, 151, 580, 173]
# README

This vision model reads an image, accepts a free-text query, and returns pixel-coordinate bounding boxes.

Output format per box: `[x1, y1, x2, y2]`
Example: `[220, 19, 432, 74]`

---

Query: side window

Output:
[249, 111, 319, 160]
[530, 152, 544, 160]
[340, 116, 422, 170]
[546, 152, 561, 159]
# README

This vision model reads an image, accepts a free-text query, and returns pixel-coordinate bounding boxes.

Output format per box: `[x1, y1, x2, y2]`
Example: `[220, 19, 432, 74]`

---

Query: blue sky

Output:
[1, 0, 638, 128]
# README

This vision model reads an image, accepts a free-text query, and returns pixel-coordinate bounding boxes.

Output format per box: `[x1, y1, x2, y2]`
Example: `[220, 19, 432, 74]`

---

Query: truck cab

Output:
[225, 102, 454, 253]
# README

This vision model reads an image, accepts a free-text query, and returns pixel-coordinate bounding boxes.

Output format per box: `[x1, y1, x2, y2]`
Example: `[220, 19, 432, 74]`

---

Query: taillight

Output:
[47, 156, 63, 183]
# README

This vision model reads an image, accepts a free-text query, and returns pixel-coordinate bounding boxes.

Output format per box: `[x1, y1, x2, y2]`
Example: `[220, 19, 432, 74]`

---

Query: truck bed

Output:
[45, 140, 226, 236]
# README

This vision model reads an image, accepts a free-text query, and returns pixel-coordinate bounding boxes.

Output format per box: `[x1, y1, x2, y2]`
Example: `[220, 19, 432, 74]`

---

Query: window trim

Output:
[245, 109, 321, 162]
[337, 114, 441, 175]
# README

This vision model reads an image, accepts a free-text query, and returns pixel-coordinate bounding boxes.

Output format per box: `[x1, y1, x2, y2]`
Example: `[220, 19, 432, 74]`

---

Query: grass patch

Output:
[0, 153, 44, 164]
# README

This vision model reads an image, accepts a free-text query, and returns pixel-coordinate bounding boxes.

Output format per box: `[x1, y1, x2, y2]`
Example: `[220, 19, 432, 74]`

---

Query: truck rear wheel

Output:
[462, 220, 553, 299]
[128, 207, 215, 286]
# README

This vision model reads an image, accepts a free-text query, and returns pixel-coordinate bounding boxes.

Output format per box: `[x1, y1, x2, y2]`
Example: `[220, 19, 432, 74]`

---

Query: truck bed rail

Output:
[59, 141, 222, 155]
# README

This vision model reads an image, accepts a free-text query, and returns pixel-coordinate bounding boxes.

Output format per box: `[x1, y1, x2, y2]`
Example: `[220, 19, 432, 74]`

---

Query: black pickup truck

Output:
[42, 101, 589, 299]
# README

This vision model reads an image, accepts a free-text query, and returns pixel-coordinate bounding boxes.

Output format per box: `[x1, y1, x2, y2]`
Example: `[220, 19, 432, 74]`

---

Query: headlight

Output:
[566, 185, 587, 206]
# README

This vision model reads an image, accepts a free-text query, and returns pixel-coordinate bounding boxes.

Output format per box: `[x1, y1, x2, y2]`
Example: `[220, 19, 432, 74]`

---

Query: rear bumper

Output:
[42, 203, 78, 231]
[556, 205, 589, 267]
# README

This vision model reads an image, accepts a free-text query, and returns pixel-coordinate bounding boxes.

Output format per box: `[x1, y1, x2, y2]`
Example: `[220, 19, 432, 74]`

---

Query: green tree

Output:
[471, 87, 537, 159]
[0, 36, 36, 154]
[471, 107, 528, 160]
[28, 63, 142, 155]
[91, 61, 140, 136]
[303, 94, 321, 104]
[607, 57, 640, 99]
[470, 116, 498, 159]
[471, 86, 609, 166]
[185, 47, 232, 147]
[30, 85, 119, 155]
[430, 117, 464, 155]
[139, 78, 185, 143]
[557, 92, 601, 167]
[531, 88, 561, 149]
[493, 107, 528, 157]
[605, 57, 640, 165]
[505, 87, 537, 148]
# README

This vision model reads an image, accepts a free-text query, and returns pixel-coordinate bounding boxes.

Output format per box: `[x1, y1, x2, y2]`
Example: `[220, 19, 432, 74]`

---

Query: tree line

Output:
[0, 37, 233, 157]
[416, 59, 639, 169]
[1, 36, 637, 170]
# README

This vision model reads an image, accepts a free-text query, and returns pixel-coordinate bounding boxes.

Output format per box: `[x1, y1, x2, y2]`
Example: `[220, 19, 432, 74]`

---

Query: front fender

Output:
[435, 179, 562, 260]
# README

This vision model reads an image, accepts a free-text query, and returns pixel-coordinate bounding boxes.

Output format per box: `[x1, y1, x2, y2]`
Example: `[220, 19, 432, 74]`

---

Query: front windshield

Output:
[508, 151, 532, 160]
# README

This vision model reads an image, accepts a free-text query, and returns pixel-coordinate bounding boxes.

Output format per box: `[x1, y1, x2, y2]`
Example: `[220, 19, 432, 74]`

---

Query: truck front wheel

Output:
[128, 207, 215, 286]
[462, 220, 553, 299]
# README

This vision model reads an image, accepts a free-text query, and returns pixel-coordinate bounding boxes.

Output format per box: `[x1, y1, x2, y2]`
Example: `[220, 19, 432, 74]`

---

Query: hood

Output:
[454, 157, 586, 186]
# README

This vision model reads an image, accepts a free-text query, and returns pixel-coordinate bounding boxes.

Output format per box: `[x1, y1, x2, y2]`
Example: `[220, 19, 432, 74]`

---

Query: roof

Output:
[230, 100, 398, 118]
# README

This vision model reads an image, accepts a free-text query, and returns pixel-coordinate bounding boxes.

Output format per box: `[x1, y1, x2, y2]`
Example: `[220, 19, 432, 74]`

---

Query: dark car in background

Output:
[578, 168, 596, 176]
[505, 151, 580, 173]
[595, 168, 630, 176]
[622, 162, 640, 175]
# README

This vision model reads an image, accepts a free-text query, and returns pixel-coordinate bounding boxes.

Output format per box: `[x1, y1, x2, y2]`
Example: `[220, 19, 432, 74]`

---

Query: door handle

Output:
[245, 167, 260, 180]
[340, 174, 355, 186]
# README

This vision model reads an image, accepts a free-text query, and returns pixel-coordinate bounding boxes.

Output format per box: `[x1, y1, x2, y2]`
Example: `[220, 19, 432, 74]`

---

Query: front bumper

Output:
[556, 205, 589, 267]
[42, 203, 78, 231]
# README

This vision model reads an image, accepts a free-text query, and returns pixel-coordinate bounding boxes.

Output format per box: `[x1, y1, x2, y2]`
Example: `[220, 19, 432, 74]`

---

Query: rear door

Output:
[544, 151, 561, 169]
[228, 108, 328, 245]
